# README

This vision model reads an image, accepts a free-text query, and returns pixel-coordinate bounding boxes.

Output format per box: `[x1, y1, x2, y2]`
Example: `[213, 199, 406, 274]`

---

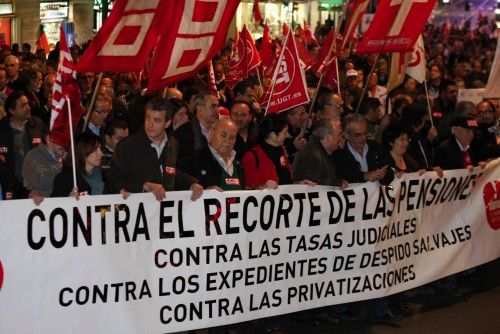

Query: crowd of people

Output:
[0, 12, 498, 331]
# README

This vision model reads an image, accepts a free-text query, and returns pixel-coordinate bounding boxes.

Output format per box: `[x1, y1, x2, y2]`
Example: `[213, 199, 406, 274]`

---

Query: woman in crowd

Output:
[169, 98, 190, 131]
[241, 113, 293, 189]
[52, 133, 105, 197]
[381, 124, 422, 174]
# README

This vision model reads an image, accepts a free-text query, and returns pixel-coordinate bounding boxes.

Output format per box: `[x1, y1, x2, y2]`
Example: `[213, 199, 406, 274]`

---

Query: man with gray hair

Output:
[293, 119, 345, 186]
[4, 55, 22, 91]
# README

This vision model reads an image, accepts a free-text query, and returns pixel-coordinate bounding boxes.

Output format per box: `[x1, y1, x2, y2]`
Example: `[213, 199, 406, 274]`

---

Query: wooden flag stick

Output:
[82, 72, 103, 132]
[354, 54, 379, 114]
[66, 95, 77, 192]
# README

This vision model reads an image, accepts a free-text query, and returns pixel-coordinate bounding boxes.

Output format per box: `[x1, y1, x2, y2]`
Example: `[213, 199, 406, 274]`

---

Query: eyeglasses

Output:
[94, 108, 110, 115]
[477, 109, 494, 116]
[350, 131, 368, 138]
[325, 102, 343, 110]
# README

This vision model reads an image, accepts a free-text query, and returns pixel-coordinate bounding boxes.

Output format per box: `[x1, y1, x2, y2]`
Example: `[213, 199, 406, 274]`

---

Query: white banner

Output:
[1, 161, 500, 333]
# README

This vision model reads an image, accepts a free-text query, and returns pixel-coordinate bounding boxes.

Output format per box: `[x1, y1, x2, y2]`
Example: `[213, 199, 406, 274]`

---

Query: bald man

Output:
[194, 118, 243, 190]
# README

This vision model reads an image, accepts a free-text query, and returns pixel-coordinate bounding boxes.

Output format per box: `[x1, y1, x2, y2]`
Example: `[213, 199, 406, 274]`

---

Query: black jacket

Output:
[293, 137, 341, 186]
[434, 138, 480, 170]
[333, 140, 394, 185]
[194, 146, 244, 190]
[0, 115, 46, 198]
[173, 118, 208, 177]
[108, 129, 196, 193]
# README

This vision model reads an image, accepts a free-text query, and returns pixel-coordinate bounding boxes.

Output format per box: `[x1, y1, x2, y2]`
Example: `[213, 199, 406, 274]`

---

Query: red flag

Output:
[312, 29, 335, 76]
[357, 0, 436, 54]
[303, 20, 318, 46]
[295, 38, 316, 71]
[340, 0, 369, 51]
[253, 0, 263, 24]
[77, 0, 239, 92]
[241, 24, 261, 72]
[295, 24, 306, 45]
[206, 60, 218, 97]
[36, 26, 50, 54]
[262, 24, 310, 114]
[259, 22, 274, 71]
[77, 0, 165, 72]
[322, 65, 338, 91]
[50, 27, 84, 148]
[225, 30, 247, 90]
[148, 0, 239, 92]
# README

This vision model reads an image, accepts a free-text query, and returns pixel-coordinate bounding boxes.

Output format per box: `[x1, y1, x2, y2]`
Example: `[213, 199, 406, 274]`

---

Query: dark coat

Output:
[108, 129, 196, 193]
[51, 168, 92, 197]
[434, 138, 480, 170]
[194, 146, 244, 190]
[173, 118, 208, 177]
[293, 137, 341, 186]
[333, 140, 394, 185]
[0, 115, 46, 198]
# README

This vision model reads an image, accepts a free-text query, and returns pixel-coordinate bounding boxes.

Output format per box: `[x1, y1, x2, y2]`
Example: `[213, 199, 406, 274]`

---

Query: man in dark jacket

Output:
[333, 113, 394, 185]
[195, 118, 243, 190]
[0, 90, 46, 199]
[174, 89, 219, 177]
[293, 119, 344, 186]
[108, 98, 203, 201]
[435, 116, 481, 170]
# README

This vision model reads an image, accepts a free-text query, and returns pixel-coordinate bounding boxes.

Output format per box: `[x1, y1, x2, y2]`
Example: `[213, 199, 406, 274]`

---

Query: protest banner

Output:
[1, 161, 500, 333]
[458, 88, 485, 106]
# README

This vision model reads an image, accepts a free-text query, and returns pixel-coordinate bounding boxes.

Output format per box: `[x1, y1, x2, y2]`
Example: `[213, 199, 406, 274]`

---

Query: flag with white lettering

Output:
[356, 0, 436, 54]
[207, 60, 218, 97]
[340, 0, 369, 51]
[76, 0, 165, 72]
[147, 0, 240, 92]
[241, 24, 261, 72]
[225, 30, 247, 90]
[77, 0, 240, 92]
[50, 26, 84, 148]
[262, 24, 310, 114]
[405, 35, 426, 83]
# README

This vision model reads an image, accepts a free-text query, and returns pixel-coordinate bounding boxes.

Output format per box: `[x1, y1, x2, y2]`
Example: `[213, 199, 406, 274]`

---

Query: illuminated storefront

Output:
[235, 0, 344, 39]
[0, 0, 13, 46]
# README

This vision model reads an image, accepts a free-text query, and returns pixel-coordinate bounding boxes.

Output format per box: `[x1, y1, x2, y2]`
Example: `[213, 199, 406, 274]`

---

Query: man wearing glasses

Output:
[474, 100, 500, 160]
[333, 113, 393, 185]
[174, 89, 219, 176]
[77, 92, 111, 140]
[316, 92, 344, 121]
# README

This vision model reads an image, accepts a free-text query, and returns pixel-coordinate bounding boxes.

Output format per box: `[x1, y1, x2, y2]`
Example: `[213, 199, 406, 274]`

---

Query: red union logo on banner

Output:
[148, 0, 240, 92]
[356, 0, 436, 54]
[77, 0, 239, 92]
[263, 24, 310, 114]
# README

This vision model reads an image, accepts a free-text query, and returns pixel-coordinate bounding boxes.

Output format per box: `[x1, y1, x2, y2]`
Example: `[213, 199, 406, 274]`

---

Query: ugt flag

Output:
[50, 26, 84, 148]
[262, 24, 309, 115]
[77, 0, 239, 92]
[357, 0, 436, 54]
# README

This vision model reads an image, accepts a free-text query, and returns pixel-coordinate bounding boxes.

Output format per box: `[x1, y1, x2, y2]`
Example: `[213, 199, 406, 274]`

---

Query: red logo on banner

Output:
[165, 166, 176, 175]
[483, 181, 500, 230]
[262, 24, 310, 114]
[356, 0, 436, 54]
[0, 260, 4, 291]
[225, 178, 240, 186]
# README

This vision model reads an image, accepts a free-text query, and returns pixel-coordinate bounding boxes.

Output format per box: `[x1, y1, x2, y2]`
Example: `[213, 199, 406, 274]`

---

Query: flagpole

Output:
[308, 0, 350, 115]
[255, 69, 263, 92]
[82, 72, 103, 132]
[264, 27, 290, 116]
[423, 79, 435, 128]
[354, 53, 379, 114]
[66, 95, 78, 192]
